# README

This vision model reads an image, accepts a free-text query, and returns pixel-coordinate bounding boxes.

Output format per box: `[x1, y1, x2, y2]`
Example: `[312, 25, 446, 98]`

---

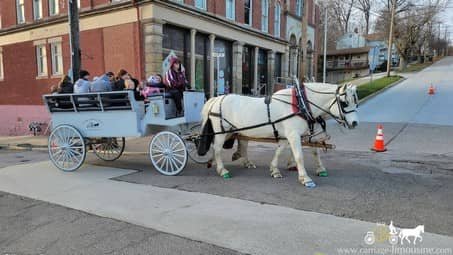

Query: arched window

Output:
[274, 2, 281, 37]
[261, 0, 269, 32]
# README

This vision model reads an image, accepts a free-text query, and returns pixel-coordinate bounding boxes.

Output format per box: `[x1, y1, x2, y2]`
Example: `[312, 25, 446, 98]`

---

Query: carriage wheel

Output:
[149, 131, 188, 176]
[93, 137, 125, 161]
[185, 124, 214, 164]
[48, 125, 86, 172]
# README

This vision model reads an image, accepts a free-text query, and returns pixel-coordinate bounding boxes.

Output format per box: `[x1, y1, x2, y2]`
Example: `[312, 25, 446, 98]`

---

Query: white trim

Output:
[36, 44, 48, 77]
[48, 0, 60, 16]
[261, 0, 269, 33]
[274, 3, 281, 37]
[195, 0, 207, 10]
[50, 42, 63, 76]
[48, 37, 62, 43]
[16, 0, 26, 24]
[226, 0, 235, 21]
[33, 0, 43, 20]
[33, 39, 47, 46]
[0, 47, 4, 81]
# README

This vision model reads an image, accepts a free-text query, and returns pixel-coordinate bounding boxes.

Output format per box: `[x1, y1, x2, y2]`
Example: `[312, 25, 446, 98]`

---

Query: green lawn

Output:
[399, 62, 432, 73]
[357, 75, 402, 99]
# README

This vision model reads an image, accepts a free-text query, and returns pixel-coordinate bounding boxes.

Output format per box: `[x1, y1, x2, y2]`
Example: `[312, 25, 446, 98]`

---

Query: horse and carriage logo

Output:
[364, 221, 425, 246]
[84, 119, 103, 130]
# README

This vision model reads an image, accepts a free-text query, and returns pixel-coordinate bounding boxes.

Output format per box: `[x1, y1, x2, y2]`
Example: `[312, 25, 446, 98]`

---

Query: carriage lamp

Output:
[151, 103, 160, 115]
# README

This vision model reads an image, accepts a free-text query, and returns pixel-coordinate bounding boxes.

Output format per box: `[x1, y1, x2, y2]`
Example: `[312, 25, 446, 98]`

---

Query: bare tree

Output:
[331, 0, 356, 34]
[356, 0, 372, 35]
[375, 0, 447, 69]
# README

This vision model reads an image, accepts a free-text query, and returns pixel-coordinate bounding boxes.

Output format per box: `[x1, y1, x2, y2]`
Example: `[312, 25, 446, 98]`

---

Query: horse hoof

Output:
[318, 171, 328, 177]
[271, 172, 283, 178]
[222, 173, 232, 179]
[244, 161, 256, 169]
[232, 152, 241, 161]
[304, 181, 317, 188]
[287, 166, 298, 172]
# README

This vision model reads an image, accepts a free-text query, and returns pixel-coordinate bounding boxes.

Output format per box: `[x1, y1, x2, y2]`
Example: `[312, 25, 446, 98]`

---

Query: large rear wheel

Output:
[48, 125, 86, 172]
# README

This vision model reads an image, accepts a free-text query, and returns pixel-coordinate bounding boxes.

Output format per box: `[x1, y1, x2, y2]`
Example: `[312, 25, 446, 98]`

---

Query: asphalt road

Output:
[0, 150, 242, 255]
[96, 58, 453, 236]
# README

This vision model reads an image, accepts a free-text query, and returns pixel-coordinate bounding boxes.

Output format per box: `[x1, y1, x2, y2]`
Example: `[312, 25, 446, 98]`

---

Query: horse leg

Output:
[238, 139, 256, 169]
[313, 148, 328, 177]
[232, 137, 242, 161]
[213, 134, 231, 179]
[287, 133, 315, 188]
[286, 149, 298, 171]
[270, 141, 287, 178]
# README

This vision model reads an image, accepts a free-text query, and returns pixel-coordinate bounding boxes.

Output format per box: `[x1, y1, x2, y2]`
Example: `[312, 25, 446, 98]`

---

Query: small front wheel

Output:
[93, 137, 125, 161]
[149, 131, 188, 176]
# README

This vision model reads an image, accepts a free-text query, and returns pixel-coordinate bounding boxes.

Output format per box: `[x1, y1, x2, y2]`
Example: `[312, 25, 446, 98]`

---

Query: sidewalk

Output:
[1, 161, 452, 255]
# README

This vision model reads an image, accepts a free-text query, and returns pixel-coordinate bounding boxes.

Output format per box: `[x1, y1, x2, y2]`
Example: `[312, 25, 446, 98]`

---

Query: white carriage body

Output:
[43, 90, 205, 138]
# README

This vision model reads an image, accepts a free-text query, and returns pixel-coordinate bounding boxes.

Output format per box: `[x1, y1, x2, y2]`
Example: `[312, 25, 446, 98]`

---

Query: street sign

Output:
[370, 46, 379, 72]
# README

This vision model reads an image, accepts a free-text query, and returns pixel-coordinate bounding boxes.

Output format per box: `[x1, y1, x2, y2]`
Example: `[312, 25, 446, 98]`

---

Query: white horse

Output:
[198, 83, 359, 188]
[399, 225, 424, 245]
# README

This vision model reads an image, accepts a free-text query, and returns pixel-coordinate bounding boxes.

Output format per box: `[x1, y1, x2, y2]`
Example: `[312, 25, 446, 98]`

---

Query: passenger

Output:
[91, 74, 112, 92]
[73, 70, 91, 94]
[142, 74, 164, 97]
[164, 57, 190, 114]
[129, 74, 145, 101]
[112, 69, 128, 91]
[106, 71, 115, 87]
[57, 75, 74, 94]
[50, 85, 59, 94]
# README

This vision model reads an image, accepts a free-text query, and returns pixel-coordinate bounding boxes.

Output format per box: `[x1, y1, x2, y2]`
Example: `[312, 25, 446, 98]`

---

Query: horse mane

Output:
[273, 82, 341, 96]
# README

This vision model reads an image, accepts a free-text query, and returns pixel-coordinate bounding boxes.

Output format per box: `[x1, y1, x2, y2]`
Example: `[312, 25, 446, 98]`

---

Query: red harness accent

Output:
[291, 88, 299, 114]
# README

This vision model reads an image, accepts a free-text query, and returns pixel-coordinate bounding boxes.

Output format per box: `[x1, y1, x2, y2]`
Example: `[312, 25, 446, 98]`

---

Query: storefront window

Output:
[258, 49, 268, 95]
[195, 33, 209, 93]
[242, 46, 254, 95]
[162, 25, 190, 79]
[214, 39, 232, 96]
[274, 53, 282, 78]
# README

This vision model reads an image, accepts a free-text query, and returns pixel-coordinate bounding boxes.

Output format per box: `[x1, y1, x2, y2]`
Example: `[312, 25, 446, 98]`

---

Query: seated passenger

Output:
[164, 57, 191, 115]
[112, 69, 128, 91]
[91, 74, 112, 92]
[74, 70, 91, 94]
[142, 74, 164, 97]
[58, 75, 74, 94]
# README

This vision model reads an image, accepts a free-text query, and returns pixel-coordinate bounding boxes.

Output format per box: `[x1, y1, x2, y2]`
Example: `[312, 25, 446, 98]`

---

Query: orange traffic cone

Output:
[428, 84, 435, 95]
[372, 125, 387, 152]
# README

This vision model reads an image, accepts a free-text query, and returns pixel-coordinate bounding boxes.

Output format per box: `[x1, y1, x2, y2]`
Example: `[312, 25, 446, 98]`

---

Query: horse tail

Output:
[197, 97, 217, 156]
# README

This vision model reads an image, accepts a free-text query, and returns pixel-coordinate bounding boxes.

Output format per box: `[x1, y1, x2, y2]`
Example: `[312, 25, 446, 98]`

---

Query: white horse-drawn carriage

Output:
[44, 77, 359, 188]
[43, 90, 211, 175]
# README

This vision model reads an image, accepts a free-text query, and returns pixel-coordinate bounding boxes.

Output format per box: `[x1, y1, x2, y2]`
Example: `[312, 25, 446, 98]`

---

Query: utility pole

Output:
[299, 0, 308, 84]
[68, 0, 81, 82]
[323, 5, 327, 84]
[386, 0, 396, 77]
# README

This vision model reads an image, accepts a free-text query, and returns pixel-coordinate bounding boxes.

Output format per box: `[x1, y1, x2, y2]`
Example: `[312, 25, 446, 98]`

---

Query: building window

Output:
[50, 42, 63, 76]
[162, 25, 191, 81]
[242, 46, 254, 94]
[244, 0, 252, 25]
[258, 49, 268, 95]
[36, 44, 48, 77]
[16, 0, 25, 24]
[195, 33, 209, 93]
[214, 39, 232, 95]
[296, 0, 302, 16]
[275, 53, 282, 78]
[195, 0, 206, 10]
[171, 0, 184, 3]
[49, 0, 59, 16]
[226, 0, 235, 20]
[274, 3, 281, 37]
[0, 48, 4, 81]
[261, 0, 269, 32]
[33, 0, 43, 20]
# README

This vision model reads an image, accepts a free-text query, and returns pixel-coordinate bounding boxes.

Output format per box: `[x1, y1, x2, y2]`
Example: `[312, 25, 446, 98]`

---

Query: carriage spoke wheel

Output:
[48, 125, 86, 172]
[149, 131, 187, 176]
[93, 137, 125, 161]
[185, 124, 213, 164]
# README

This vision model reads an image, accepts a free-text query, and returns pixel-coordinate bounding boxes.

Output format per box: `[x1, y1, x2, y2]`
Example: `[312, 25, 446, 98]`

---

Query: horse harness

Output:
[206, 83, 338, 141]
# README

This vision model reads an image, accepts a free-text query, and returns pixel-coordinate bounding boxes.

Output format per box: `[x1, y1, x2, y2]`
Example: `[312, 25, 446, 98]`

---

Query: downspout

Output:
[133, 0, 144, 80]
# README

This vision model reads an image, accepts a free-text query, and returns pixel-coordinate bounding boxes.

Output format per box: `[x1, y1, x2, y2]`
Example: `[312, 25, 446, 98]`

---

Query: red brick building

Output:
[0, 0, 320, 135]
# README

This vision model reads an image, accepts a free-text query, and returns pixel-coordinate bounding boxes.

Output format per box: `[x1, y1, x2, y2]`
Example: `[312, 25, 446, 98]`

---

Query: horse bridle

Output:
[301, 84, 358, 127]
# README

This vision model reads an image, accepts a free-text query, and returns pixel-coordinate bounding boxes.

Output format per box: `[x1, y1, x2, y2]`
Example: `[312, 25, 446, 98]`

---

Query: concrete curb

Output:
[358, 76, 407, 106]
